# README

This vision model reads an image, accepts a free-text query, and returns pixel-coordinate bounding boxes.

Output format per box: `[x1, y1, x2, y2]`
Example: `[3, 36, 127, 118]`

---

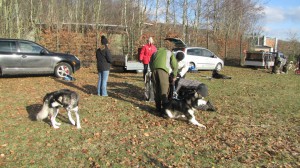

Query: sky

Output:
[262, 0, 300, 41]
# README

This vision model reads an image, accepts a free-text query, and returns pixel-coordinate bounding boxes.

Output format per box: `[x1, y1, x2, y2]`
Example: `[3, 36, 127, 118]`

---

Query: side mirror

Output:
[40, 49, 48, 55]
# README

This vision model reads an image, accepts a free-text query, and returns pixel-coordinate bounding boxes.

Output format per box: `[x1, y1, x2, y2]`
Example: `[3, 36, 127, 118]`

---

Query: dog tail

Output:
[36, 101, 50, 121]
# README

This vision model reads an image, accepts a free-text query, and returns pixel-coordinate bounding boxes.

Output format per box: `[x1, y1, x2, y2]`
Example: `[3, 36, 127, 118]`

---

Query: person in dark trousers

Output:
[96, 35, 112, 96]
[139, 37, 157, 80]
[150, 47, 178, 116]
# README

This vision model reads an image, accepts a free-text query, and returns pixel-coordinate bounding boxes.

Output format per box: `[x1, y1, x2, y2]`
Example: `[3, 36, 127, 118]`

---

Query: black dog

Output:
[212, 70, 232, 79]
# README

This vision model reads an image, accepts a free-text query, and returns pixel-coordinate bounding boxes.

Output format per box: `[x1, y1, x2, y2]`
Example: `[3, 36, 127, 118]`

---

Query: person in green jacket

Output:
[150, 47, 178, 116]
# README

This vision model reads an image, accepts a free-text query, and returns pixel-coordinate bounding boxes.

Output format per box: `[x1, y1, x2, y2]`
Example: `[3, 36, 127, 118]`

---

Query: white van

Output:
[244, 51, 274, 67]
[165, 38, 224, 71]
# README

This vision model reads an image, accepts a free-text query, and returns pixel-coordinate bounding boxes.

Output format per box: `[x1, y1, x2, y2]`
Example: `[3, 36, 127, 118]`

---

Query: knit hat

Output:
[176, 51, 185, 61]
[101, 35, 108, 45]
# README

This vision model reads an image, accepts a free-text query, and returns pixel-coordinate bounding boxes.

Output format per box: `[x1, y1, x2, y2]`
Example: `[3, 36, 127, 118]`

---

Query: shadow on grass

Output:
[50, 72, 161, 118]
[52, 77, 96, 95]
[143, 152, 168, 168]
[106, 81, 161, 118]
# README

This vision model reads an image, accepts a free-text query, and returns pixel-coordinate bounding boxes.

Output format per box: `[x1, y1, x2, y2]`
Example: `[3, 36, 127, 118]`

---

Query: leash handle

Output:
[172, 84, 178, 99]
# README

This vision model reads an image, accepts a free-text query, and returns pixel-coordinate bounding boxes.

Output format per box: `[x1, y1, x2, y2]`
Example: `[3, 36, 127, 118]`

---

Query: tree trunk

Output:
[165, 0, 170, 24]
[15, 0, 20, 38]
[81, 0, 85, 34]
[182, 0, 187, 41]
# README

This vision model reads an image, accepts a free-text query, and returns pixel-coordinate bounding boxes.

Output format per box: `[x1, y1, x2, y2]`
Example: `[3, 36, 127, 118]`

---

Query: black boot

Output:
[155, 101, 162, 113]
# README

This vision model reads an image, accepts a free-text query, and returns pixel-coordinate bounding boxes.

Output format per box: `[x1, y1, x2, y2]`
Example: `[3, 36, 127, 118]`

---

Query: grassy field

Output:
[0, 66, 299, 167]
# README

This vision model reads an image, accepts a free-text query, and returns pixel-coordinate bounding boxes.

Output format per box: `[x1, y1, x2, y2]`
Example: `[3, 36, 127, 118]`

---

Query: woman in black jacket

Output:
[96, 35, 112, 96]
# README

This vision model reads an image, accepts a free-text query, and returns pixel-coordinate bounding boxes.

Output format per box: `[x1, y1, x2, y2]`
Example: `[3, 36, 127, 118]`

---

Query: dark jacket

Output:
[96, 46, 111, 72]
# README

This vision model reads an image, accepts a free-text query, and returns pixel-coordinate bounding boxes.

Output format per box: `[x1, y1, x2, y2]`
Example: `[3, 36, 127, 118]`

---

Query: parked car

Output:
[0, 38, 80, 78]
[165, 38, 224, 71]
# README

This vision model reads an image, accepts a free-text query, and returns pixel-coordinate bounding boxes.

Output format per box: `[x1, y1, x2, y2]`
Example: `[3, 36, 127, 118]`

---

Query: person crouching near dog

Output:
[168, 51, 189, 99]
[96, 35, 112, 96]
[150, 44, 178, 117]
[176, 51, 189, 78]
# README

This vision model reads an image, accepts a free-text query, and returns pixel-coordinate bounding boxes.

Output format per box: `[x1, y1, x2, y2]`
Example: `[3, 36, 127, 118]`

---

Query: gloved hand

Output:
[172, 77, 176, 85]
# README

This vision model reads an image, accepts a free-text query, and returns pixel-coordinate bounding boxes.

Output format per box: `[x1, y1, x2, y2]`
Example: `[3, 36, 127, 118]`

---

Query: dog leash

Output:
[172, 85, 178, 99]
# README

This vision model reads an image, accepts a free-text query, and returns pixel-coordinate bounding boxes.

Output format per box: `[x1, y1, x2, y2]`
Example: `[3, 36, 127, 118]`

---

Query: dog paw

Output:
[198, 124, 206, 129]
[55, 122, 61, 126]
[53, 125, 60, 129]
[77, 126, 81, 129]
[70, 120, 76, 125]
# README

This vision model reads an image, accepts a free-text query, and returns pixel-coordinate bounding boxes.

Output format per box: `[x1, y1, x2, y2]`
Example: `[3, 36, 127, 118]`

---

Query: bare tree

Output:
[182, 0, 188, 41]
[165, 0, 171, 24]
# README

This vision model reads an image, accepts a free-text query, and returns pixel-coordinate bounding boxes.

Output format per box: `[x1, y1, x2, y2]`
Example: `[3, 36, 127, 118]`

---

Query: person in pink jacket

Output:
[139, 37, 157, 80]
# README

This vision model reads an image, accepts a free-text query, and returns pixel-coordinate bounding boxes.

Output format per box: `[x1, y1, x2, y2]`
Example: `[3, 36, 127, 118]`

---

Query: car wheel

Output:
[55, 63, 73, 78]
[189, 62, 196, 69]
[215, 63, 222, 71]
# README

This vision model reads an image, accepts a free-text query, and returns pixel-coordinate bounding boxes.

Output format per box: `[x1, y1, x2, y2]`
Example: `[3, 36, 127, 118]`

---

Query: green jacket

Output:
[150, 48, 178, 76]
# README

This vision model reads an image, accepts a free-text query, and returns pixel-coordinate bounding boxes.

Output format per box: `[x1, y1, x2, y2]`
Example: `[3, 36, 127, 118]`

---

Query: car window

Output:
[19, 41, 43, 54]
[202, 49, 213, 57]
[0, 41, 17, 52]
[187, 48, 202, 56]
[173, 48, 185, 52]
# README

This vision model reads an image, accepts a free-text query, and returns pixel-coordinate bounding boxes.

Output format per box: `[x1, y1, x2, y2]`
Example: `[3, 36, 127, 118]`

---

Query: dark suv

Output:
[0, 38, 80, 78]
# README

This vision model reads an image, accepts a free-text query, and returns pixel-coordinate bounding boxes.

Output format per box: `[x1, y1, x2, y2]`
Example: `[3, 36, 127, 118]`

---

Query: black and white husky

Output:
[36, 89, 81, 129]
[164, 90, 215, 129]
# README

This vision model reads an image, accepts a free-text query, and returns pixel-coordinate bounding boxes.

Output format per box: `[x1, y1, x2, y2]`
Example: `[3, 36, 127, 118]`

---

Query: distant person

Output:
[96, 35, 112, 96]
[272, 53, 281, 74]
[150, 46, 178, 115]
[139, 37, 157, 80]
[264, 54, 271, 69]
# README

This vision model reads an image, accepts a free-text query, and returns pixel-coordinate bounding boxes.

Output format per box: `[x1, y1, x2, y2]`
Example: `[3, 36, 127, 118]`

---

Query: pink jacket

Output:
[139, 43, 157, 64]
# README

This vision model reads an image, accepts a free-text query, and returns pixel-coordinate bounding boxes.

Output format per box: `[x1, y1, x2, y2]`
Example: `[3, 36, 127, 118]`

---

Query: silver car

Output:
[165, 38, 224, 71]
[0, 38, 80, 78]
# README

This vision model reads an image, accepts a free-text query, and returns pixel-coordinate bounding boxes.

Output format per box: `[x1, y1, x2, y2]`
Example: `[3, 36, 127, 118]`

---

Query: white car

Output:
[165, 38, 224, 71]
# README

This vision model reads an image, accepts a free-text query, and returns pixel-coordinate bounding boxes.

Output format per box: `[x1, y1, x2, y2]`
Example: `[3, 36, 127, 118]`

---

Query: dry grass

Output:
[0, 66, 299, 167]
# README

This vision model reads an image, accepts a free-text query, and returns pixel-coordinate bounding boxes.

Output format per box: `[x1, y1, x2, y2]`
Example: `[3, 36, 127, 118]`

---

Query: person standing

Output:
[139, 37, 157, 80]
[96, 35, 112, 96]
[150, 47, 178, 115]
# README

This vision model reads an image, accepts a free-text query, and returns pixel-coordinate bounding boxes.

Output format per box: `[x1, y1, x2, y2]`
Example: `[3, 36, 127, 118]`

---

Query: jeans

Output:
[97, 70, 109, 96]
[143, 64, 149, 81]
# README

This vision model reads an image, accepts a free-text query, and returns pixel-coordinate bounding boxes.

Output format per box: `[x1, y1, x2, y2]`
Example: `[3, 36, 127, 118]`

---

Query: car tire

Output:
[215, 63, 222, 71]
[189, 62, 196, 69]
[54, 62, 73, 78]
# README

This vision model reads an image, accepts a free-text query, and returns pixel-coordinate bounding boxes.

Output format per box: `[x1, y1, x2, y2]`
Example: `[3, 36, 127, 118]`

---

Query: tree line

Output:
[1, 0, 298, 63]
